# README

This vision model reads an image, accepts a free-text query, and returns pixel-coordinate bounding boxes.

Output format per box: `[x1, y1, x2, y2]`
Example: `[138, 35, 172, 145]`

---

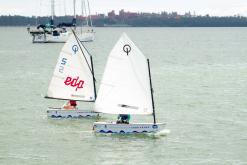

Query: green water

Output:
[0, 27, 247, 164]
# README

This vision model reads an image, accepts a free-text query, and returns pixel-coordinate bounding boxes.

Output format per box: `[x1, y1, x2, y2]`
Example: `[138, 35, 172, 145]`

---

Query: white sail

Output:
[94, 33, 153, 115]
[46, 32, 95, 101]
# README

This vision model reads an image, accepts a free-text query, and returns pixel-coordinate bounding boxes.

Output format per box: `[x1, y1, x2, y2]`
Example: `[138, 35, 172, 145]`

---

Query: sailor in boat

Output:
[63, 100, 77, 110]
[116, 114, 130, 124]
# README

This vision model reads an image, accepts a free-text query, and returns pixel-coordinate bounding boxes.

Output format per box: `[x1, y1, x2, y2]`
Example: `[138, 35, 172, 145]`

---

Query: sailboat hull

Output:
[93, 122, 165, 134]
[47, 108, 99, 118]
[78, 31, 95, 42]
[31, 32, 70, 43]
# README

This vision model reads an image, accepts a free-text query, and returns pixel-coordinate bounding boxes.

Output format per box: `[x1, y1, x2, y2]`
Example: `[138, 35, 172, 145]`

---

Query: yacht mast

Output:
[86, 0, 93, 27]
[73, 0, 76, 19]
[51, 0, 55, 26]
[73, 0, 76, 28]
[82, 0, 89, 26]
[63, 0, 67, 16]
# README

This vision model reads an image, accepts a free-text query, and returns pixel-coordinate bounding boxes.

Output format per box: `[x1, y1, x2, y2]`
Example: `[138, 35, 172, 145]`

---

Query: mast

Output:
[82, 0, 89, 26]
[73, 0, 76, 19]
[81, 0, 84, 33]
[64, 0, 67, 16]
[81, 0, 84, 16]
[87, 0, 93, 27]
[51, 0, 55, 26]
[90, 55, 97, 100]
[147, 59, 156, 124]
[73, 0, 76, 28]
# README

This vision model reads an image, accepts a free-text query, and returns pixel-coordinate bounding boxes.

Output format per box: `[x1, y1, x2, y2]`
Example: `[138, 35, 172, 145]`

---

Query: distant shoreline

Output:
[2, 25, 246, 27]
[1, 14, 247, 27]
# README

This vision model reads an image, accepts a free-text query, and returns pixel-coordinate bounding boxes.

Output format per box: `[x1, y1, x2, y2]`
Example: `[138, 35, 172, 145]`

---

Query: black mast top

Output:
[90, 55, 97, 100]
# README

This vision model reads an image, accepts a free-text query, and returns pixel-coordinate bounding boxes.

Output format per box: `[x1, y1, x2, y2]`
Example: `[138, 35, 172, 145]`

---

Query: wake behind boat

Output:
[93, 33, 165, 134]
[45, 30, 99, 118]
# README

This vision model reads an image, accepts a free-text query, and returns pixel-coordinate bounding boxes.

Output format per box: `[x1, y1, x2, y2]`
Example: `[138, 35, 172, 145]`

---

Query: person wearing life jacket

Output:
[116, 114, 130, 124]
[63, 100, 77, 110]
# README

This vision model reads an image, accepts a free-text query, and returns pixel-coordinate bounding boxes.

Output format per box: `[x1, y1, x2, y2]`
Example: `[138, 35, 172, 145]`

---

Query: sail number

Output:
[59, 58, 67, 73]
[64, 76, 84, 91]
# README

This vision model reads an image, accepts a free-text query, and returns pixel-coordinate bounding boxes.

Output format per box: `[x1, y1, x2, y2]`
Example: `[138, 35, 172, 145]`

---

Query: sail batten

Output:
[46, 31, 95, 101]
[95, 33, 153, 115]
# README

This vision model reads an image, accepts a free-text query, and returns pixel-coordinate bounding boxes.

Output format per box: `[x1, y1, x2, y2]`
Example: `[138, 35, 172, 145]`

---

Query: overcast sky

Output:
[0, 0, 247, 16]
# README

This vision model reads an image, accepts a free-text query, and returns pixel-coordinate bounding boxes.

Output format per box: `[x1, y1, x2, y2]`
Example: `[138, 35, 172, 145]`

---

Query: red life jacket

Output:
[69, 100, 77, 106]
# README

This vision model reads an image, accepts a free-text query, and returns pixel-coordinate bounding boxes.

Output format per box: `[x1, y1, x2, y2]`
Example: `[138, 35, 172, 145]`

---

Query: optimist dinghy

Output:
[45, 30, 99, 118]
[93, 33, 165, 133]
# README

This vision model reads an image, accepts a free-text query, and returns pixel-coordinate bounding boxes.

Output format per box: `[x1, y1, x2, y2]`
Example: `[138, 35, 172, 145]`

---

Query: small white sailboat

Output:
[45, 30, 99, 118]
[93, 33, 165, 134]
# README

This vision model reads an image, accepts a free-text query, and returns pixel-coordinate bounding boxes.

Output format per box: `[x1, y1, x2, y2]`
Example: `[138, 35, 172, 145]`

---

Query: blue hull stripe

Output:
[98, 130, 156, 134]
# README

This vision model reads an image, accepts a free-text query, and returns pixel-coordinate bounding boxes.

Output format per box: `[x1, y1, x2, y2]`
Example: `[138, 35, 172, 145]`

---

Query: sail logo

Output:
[64, 76, 84, 91]
[123, 44, 131, 55]
[72, 45, 79, 54]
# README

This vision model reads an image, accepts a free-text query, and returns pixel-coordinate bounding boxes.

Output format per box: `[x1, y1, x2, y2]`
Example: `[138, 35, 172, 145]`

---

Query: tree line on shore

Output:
[1, 15, 247, 27]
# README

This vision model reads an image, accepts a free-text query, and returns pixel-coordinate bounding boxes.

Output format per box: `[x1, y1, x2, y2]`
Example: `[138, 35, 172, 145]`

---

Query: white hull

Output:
[93, 122, 165, 134]
[47, 108, 99, 118]
[32, 31, 94, 43]
[77, 32, 95, 42]
[32, 32, 70, 43]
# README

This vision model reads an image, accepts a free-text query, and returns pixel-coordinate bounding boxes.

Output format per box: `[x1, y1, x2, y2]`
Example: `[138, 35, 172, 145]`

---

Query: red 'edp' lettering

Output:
[64, 76, 84, 91]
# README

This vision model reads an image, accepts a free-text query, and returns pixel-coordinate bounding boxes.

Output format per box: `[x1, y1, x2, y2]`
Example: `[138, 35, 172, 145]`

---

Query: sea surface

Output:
[0, 27, 247, 165]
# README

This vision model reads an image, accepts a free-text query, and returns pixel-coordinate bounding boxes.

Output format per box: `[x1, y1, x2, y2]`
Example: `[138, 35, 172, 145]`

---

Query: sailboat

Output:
[45, 30, 99, 118]
[77, 0, 95, 42]
[93, 33, 165, 133]
[56, 0, 95, 42]
[29, 0, 95, 43]
[29, 0, 71, 43]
